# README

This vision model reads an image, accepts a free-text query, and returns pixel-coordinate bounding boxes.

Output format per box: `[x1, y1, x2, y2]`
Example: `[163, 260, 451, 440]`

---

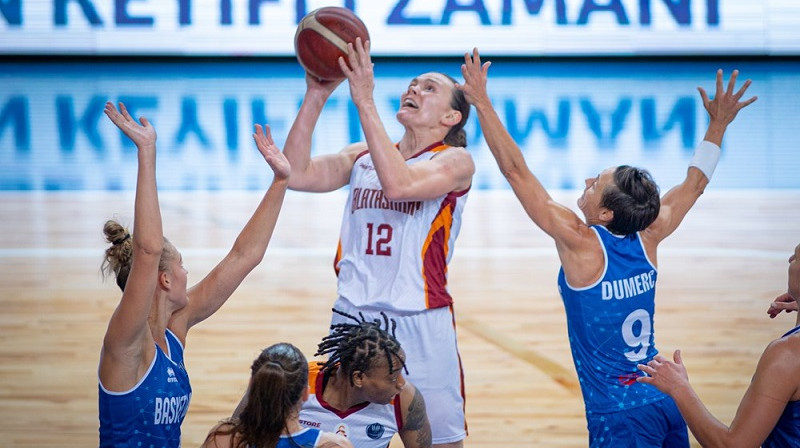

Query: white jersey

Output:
[299, 363, 402, 448]
[335, 142, 469, 312]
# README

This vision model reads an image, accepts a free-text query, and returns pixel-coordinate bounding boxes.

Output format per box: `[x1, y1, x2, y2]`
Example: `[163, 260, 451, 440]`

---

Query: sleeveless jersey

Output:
[99, 329, 192, 448]
[299, 363, 402, 448]
[763, 325, 800, 447]
[273, 427, 321, 448]
[557, 225, 667, 414]
[335, 142, 469, 312]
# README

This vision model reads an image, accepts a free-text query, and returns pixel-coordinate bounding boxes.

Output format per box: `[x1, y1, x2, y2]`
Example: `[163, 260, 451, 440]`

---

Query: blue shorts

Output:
[586, 397, 689, 448]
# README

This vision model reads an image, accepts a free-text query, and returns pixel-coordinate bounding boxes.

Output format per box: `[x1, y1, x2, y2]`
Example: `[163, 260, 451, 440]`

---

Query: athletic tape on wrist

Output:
[688, 141, 721, 180]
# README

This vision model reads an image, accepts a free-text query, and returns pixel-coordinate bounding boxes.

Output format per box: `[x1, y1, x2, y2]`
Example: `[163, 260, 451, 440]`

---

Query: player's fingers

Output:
[338, 56, 352, 76]
[726, 69, 739, 95]
[697, 87, 710, 108]
[119, 102, 134, 122]
[472, 47, 481, 66]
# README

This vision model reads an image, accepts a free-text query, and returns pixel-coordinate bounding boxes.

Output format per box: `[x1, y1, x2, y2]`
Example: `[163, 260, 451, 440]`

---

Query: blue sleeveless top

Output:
[557, 225, 667, 414]
[762, 325, 800, 447]
[98, 329, 192, 447]
[274, 427, 322, 448]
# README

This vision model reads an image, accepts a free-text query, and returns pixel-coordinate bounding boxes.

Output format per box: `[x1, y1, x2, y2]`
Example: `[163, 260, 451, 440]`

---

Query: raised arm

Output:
[283, 73, 359, 192]
[644, 69, 757, 244]
[458, 48, 588, 249]
[170, 125, 290, 336]
[397, 382, 432, 448]
[638, 344, 797, 448]
[340, 39, 474, 201]
[99, 101, 163, 390]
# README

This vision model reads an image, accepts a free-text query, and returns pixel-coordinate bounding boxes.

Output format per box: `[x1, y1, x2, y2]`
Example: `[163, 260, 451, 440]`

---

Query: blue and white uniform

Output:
[763, 325, 800, 447]
[99, 329, 192, 448]
[274, 427, 322, 448]
[558, 225, 688, 447]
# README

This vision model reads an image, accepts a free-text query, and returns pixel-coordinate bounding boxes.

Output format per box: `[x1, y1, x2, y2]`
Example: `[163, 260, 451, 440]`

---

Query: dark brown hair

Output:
[206, 343, 308, 448]
[441, 73, 470, 148]
[602, 166, 661, 235]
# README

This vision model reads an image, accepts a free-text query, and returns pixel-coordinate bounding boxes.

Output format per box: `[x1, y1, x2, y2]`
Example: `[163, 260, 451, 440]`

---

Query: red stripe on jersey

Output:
[334, 239, 342, 276]
[421, 193, 457, 309]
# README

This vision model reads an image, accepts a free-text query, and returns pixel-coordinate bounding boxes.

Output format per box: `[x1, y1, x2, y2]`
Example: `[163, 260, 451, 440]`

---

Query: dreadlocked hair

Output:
[316, 308, 407, 385]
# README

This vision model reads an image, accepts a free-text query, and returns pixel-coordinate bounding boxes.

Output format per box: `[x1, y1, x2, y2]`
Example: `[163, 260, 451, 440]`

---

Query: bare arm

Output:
[397, 382, 432, 448]
[638, 346, 796, 448]
[283, 73, 358, 192]
[340, 39, 474, 201]
[99, 102, 162, 391]
[170, 125, 290, 336]
[458, 48, 590, 253]
[644, 69, 757, 245]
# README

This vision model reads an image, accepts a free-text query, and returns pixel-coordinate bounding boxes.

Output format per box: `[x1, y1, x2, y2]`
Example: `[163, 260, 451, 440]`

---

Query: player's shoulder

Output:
[434, 144, 472, 161]
[397, 379, 425, 408]
[342, 141, 368, 157]
[756, 332, 800, 380]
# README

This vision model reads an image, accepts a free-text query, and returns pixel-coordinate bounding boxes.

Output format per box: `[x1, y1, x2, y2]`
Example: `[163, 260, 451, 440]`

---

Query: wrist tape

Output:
[689, 141, 721, 180]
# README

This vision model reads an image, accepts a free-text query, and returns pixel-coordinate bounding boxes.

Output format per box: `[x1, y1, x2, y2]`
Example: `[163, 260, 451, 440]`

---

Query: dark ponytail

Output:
[213, 343, 308, 448]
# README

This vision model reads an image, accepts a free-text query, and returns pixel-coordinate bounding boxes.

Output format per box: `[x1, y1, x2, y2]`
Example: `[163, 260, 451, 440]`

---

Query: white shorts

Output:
[330, 297, 467, 444]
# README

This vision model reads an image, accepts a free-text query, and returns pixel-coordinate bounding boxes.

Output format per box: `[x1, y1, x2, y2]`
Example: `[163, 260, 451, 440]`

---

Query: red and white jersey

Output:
[299, 363, 402, 448]
[335, 142, 469, 312]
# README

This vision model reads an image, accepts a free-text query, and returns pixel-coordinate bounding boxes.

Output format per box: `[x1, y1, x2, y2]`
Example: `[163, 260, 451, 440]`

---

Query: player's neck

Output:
[323, 370, 362, 411]
[281, 411, 303, 435]
[398, 132, 444, 160]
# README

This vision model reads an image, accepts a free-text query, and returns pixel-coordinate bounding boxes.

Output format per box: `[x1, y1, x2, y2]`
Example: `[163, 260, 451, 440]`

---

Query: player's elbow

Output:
[382, 183, 412, 201]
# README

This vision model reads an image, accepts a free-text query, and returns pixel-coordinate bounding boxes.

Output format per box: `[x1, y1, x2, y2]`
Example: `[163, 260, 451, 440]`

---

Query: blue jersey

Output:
[275, 428, 321, 448]
[99, 329, 192, 448]
[558, 225, 667, 414]
[763, 325, 800, 447]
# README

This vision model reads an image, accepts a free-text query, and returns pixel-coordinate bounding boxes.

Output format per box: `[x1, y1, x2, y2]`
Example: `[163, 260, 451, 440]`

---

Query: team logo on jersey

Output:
[617, 372, 641, 386]
[166, 367, 177, 383]
[335, 423, 349, 438]
[366, 422, 385, 440]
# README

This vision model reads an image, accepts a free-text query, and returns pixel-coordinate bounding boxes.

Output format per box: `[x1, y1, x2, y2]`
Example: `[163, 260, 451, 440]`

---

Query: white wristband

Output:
[688, 141, 721, 180]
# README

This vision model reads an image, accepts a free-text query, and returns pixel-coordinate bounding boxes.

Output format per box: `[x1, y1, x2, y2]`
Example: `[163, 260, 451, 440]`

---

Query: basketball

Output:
[294, 7, 370, 81]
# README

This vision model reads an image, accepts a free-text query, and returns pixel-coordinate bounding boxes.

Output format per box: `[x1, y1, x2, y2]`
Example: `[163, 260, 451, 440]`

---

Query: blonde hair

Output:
[101, 220, 172, 292]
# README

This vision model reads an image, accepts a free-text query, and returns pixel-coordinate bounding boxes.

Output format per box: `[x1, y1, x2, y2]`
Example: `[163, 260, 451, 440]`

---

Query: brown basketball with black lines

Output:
[294, 7, 370, 81]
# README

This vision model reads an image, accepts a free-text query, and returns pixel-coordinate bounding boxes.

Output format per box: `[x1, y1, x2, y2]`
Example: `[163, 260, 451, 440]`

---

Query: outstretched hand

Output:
[457, 47, 493, 107]
[767, 292, 798, 318]
[636, 350, 689, 396]
[252, 124, 291, 181]
[104, 101, 156, 150]
[338, 37, 375, 106]
[698, 69, 758, 129]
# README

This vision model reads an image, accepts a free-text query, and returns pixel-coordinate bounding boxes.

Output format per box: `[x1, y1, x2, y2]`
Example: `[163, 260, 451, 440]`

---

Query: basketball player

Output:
[281, 37, 472, 448]
[98, 102, 290, 447]
[457, 48, 757, 447]
[231, 309, 433, 448]
[638, 242, 800, 447]
[202, 342, 353, 448]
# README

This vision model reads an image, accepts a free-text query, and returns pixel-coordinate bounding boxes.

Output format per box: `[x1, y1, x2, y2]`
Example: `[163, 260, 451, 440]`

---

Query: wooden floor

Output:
[1, 189, 798, 447]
